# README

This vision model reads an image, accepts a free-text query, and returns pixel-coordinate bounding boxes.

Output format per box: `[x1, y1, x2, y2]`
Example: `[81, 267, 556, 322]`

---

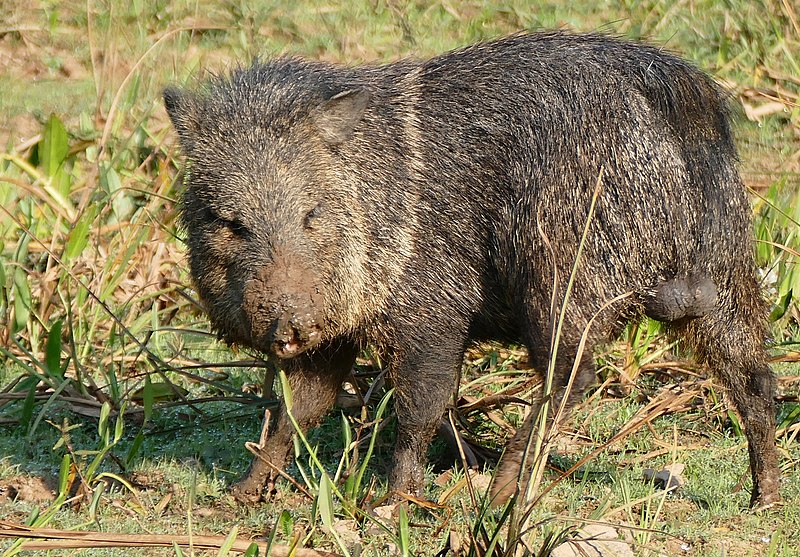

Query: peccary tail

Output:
[644, 274, 718, 322]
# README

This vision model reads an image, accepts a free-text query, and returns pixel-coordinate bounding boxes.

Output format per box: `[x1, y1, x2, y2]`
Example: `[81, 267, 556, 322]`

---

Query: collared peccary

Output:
[164, 31, 781, 508]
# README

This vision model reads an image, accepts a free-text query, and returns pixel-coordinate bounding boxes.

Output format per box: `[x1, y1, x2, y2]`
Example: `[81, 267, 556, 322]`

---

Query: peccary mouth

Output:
[270, 318, 323, 358]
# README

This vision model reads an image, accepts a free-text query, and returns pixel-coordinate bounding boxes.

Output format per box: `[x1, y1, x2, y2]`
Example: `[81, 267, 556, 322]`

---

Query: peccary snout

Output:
[242, 265, 323, 358]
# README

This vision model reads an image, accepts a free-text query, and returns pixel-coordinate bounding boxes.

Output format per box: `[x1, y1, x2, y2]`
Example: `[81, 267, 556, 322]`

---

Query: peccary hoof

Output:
[230, 479, 265, 504]
[230, 473, 279, 505]
[749, 479, 782, 511]
[750, 491, 782, 511]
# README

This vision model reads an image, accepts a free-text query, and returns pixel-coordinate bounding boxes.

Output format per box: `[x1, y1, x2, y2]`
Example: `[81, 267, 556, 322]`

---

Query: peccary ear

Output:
[311, 88, 371, 145]
[163, 86, 201, 151]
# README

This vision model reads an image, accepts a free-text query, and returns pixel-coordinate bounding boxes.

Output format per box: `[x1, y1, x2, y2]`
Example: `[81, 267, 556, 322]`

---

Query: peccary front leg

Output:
[231, 341, 358, 503]
[388, 338, 465, 496]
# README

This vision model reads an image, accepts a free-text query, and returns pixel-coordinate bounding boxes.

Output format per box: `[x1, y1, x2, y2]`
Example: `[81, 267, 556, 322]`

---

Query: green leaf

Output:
[44, 319, 64, 380]
[64, 205, 98, 262]
[87, 480, 106, 521]
[113, 402, 126, 443]
[12, 267, 31, 333]
[242, 543, 260, 557]
[105, 363, 121, 405]
[216, 526, 238, 557]
[172, 541, 186, 557]
[130, 380, 188, 405]
[125, 432, 145, 467]
[398, 504, 410, 557]
[777, 403, 800, 429]
[143, 375, 154, 423]
[337, 413, 352, 487]
[27, 507, 41, 526]
[317, 474, 350, 557]
[318, 473, 335, 531]
[57, 453, 71, 496]
[78, 110, 95, 138]
[20, 383, 37, 430]
[40, 114, 69, 177]
[727, 410, 743, 437]
[279, 510, 293, 539]
[98, 401, 111, 445]
[99, 160, 121, 194]
[769, 289, 792, 322]
[278, 370, 293, 412]
[38, 113, 73, 204]
[341, 413, 352, 455]
[101, 163, 134, 223]
[265, 512, 284, 557]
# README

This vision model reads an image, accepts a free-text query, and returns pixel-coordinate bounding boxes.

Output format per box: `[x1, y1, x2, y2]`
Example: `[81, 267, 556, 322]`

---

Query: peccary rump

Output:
[164, 31, 780, 508]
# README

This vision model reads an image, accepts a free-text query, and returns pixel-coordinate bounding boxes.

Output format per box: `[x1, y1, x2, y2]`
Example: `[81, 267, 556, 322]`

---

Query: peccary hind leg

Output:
[231, 342, 358, 503]
[681, 305, 781, 508]
[645, 273, 779, 506]
[489, 346, 598, 506]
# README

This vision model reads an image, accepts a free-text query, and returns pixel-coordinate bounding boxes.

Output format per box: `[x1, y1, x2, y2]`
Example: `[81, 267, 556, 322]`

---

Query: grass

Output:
[1, 0, 799, 555]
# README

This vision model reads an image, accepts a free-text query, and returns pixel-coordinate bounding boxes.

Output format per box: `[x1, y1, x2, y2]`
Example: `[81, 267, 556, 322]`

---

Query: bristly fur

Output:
[164, 30, 780, 508]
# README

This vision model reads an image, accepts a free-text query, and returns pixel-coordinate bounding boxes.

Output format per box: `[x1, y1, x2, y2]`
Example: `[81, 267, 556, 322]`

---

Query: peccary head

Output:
[164, 62, 371, 358]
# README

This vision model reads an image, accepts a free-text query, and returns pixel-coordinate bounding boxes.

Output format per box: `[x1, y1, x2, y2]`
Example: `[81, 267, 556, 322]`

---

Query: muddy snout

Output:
[242, 270, 323, 358]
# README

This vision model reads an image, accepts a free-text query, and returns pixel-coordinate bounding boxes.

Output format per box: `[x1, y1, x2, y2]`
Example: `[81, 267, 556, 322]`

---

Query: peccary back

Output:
[165, 31, 780, 508]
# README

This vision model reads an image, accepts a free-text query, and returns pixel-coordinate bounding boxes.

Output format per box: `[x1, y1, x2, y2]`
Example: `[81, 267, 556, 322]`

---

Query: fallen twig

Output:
[0, 520, 341, 557]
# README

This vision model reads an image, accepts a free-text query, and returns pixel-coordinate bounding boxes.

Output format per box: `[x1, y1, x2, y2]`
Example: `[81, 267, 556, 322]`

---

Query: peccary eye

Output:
[225, 218, 249, 237]
[213, 210, 249, 238]
[303, 204, 322, 230]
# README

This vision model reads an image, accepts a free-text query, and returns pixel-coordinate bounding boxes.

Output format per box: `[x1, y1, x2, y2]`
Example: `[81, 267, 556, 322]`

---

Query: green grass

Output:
[1, 0, 799, 555]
